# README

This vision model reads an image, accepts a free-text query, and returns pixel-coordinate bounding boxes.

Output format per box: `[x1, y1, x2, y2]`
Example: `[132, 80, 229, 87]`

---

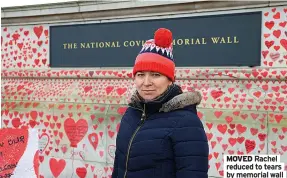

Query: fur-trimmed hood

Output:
[159, 91, 202, 112]
[129, 88, 202, 113]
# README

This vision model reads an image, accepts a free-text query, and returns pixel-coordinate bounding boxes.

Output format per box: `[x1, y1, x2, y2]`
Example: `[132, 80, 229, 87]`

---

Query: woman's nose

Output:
[143, 75, 152, 86]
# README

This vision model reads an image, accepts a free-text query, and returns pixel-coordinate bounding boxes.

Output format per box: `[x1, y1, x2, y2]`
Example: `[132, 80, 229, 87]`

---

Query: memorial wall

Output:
[1, 2, 287, 177]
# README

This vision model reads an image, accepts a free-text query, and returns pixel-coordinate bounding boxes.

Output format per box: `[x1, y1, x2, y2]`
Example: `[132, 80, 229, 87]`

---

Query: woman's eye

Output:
[137, 73, 144, 77]
[152, 73, 161, 77]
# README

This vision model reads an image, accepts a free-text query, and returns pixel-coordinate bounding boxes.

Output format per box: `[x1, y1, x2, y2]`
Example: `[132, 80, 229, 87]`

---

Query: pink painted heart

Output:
[108, 145, 116, 159]
[61, 144, 67, 154]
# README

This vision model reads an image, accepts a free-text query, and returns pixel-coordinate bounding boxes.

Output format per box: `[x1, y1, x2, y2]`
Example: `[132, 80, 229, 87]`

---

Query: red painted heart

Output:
[280, 39, 287, 51]
[88, 133, 99, 150]
[245, 139, 256, 154]
[0, 128, 28, 177]
[76, 167, 87, 178]
[49, 158, 66, 178]
[64, 118, 88, 148]
[33, 150, 39, 177]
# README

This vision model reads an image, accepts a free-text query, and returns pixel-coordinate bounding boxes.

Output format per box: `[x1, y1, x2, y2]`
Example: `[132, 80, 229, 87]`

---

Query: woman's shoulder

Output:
[166, 109, 204, 128]
[123, 106, 139, 115]
[119, 106, 141, 121]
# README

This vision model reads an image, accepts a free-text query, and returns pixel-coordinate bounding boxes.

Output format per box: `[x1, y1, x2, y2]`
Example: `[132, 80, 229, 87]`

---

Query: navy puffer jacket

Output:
[112, 85, 209, 178]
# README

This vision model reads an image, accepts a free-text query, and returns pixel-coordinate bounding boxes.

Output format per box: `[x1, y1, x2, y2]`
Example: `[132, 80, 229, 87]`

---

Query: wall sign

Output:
[50, 12, 262, 67]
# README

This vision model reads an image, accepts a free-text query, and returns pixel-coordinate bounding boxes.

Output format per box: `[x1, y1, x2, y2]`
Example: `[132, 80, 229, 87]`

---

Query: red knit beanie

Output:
[133, 28, 175, 82]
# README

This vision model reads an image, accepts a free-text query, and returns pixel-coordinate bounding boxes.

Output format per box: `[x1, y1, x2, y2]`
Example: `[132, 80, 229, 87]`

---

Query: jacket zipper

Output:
[123, 104, 146, 178]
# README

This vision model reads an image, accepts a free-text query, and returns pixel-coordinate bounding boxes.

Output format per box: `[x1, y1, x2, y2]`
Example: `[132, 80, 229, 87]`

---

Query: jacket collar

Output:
[128, 84, 202, 116]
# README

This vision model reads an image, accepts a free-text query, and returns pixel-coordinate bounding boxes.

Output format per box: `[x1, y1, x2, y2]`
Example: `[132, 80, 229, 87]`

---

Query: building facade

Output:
[1, 1, 287, 177]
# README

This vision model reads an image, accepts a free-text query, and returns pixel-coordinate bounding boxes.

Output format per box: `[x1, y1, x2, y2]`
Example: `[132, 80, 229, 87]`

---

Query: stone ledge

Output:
[3, 1, 286, 25]
[2, 68, 287, 81]
[1, 0, 204, 18]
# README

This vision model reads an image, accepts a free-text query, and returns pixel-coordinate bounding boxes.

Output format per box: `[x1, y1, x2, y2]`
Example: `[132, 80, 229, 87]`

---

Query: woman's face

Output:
[134, 71, 172, 101]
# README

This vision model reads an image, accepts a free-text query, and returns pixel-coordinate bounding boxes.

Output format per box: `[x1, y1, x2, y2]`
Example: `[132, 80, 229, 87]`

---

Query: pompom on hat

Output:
[132, 28, 175, 82]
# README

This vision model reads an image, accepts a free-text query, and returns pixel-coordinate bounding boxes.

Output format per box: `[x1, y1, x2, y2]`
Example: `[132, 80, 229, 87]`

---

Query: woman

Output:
[112, 28, 209, 178]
